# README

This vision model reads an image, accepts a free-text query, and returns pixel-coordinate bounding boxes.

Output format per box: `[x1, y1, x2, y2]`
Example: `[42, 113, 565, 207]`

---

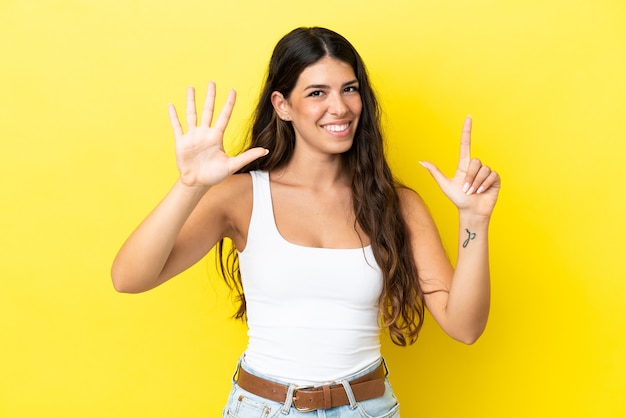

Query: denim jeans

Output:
[222, 357, 400, 417]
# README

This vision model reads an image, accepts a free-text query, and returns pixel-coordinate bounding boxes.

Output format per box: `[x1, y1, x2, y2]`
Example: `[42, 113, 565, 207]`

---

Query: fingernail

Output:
[477, 186, 484, 194]
[419, 161, 427, 168]
[462, 182, 470, 193]
[466, 186, 475, 195]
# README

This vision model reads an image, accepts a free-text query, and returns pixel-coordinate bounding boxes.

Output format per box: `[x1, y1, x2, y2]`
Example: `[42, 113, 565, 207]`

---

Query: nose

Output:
[327, 92, 348, 116]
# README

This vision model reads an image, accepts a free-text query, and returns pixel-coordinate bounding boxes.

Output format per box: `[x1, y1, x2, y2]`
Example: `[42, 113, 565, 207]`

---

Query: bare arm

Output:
[407, 116, 500, 344]
[111, 180, 212, 293]
[111, 83, 267, 293]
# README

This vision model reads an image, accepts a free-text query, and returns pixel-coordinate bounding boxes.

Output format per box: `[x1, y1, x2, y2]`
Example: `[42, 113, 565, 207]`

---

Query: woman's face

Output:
[272, 56, 362, 157]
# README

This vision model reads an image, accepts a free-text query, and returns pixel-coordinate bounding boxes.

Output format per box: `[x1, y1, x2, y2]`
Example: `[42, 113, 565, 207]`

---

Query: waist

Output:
[244, 330, 381, 386]
[236, 357, 387, 411]
[244, 304, 381, 385]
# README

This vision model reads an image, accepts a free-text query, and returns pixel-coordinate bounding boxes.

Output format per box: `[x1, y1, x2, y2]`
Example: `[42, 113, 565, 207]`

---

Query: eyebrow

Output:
[304, 79, 359, 90]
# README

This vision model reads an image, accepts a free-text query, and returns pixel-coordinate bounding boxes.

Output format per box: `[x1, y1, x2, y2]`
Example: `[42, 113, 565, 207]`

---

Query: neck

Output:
[273, 152, 349, 190]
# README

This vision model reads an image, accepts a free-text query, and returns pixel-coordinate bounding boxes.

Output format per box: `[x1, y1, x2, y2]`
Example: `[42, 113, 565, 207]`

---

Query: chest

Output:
[241, 243, 383, 307]
[270, 184, 367, 249]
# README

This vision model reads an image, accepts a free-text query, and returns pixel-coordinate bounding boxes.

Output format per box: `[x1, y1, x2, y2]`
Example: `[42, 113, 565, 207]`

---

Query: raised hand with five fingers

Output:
[111, 82, 270, 293]
[419, 116, 500, 218]
[168, 81, 268, 188]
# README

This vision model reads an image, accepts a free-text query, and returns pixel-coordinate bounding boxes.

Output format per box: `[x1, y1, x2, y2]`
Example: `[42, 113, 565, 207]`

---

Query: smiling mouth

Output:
[322, 123, 350, 133]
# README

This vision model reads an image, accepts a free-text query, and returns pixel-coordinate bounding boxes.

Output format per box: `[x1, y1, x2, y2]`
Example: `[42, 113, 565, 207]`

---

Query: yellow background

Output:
[1, 0, 624, 416]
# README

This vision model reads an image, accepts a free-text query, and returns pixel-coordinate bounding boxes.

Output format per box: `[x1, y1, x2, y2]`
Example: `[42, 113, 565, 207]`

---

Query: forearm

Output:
[444, 212, 492, 343]
[111, 179, 209, 293]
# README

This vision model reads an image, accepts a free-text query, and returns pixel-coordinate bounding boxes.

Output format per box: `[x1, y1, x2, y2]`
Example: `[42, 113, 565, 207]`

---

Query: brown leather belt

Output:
[236, 363, 386, 411]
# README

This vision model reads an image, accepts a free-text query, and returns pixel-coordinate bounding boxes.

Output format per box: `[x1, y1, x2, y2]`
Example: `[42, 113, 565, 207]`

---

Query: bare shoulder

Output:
[212, 172, 252, 198]
[201, 172, 253, 248]
[202, 171, 252, 213]
[397, 186, 432, 226]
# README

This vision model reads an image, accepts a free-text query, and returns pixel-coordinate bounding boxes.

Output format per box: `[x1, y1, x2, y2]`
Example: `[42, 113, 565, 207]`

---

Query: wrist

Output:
[175, 177, 211, 197]
[458, 210, 491, 228]
[458, 211, 491, 250]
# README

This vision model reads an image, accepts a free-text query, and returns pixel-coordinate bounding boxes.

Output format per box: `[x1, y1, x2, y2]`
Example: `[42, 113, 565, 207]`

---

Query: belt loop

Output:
[281, 384, 297, 414]
[231, 358, 242, 384]
[322, 385, 331, 409]
[381, 357, 390, 378]
[340, 380, 358, 410]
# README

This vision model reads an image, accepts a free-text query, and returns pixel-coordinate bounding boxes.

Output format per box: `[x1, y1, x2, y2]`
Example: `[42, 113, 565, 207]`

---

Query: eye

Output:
[307, 90, 324, 97]
[344, 85, 359, 93]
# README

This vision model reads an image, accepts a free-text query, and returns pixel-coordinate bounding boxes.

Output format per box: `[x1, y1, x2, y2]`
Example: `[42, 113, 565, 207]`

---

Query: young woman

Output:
[112, 27, 500, 417]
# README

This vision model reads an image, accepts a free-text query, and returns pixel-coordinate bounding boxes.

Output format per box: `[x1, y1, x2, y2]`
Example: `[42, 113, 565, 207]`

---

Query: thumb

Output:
[419, 161, 448, 188]
[228, 147, 270, 173]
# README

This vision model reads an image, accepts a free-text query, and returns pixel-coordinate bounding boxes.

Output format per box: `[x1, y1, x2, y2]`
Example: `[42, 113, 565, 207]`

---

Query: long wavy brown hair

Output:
[217, 27, 424, 346]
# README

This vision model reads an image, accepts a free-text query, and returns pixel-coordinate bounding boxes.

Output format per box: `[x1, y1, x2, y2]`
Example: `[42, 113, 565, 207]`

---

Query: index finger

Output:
[458, 115, 472, 170]
[211, 88, 237, 133]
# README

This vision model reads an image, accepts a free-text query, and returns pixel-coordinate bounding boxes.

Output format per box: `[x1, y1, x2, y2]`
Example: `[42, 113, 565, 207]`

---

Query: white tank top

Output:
[238, 171, 383, 386]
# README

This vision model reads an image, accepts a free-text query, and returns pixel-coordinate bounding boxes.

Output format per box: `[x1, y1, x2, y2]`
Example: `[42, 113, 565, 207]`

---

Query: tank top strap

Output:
[245, 171, 278, 250]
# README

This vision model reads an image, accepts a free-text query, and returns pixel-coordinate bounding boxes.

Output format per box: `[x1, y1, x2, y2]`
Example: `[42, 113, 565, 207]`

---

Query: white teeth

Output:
[324, 123, 349, 132]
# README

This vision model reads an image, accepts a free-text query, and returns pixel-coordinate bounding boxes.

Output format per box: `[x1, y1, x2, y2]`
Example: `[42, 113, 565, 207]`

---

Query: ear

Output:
[270, 91, 291, 121]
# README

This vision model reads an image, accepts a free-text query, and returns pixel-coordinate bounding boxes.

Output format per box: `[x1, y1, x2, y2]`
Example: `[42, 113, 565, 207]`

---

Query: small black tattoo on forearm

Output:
[463, 229, 477, 248]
